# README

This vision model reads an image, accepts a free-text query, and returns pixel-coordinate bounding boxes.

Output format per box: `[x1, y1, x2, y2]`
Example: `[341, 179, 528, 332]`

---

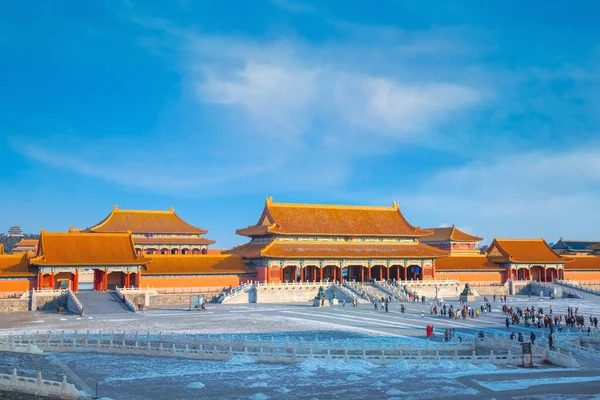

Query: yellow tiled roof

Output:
[421, 226, 482, 243]
[227, 240, 447, 259]
[0, 253, 33, 277]
[435, 255, 503, 271]
[14, 239, 39, 248]
[89, 206, 208, 235]
[31, 231, 149, 266]
[145, 254, 248, 275]
[565, 255, 600, 270]
[236, 197, 432, 238]
[488, 238, 566, 263]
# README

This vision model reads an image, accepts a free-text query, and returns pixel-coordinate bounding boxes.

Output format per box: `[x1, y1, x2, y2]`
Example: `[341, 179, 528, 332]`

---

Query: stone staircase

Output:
[74, 291, 132, 315]
[372, 281, 409, 302]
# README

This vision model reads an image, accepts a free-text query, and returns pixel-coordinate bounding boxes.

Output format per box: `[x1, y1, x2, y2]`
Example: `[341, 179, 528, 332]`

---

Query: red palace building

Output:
[228, 197, 447, 283]
[83, 206, 215, 255]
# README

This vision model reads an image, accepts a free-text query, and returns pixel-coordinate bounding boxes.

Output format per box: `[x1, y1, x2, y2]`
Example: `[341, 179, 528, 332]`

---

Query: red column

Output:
[431, 264, 435, 280]
[37, 272, 43, 290]
[387, 266, 390, 281]
[73, 270, 79, 292]
[333, 266, 337, 282]
[361, 267, 364, 282]
[313, 267, 316, 282]
[293, 267, 297, 283]
[404, 266, 408, 281]
[319, 267, 323, 282]
[396, 266, 400, 281]
[300, 267, 304, 282]
[50, 272, 55, 290]
[102, 271, 108, 291]
[280, 267, 284, 283]
[137, 271, 142, 288]
[339, 266, 344, 284]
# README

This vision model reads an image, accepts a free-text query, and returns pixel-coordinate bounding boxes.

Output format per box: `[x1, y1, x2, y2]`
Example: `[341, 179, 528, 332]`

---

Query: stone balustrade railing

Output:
[1, 330, 547, 367]
[556, 280, 600, 297]
[341, 282, 371, 302]
[116, 286, 158, 295]
[219, 282, 255, 303]
[255, 282, 333, 288]
[66, 290, 83, 315]
[114, 287, 137, 312]
[30, 288, 68, 296]
[0, 369, 81, 399]
[401, 279, 459, 286]
[0, 329, 473, 354]
[0, 330, 580, 367]
[0, 340, 43, 355]
[468, 281, 508, 287]
[351, 283, 382, 303]
[373, 281, 409, 302]
[332, 283, 369, 303]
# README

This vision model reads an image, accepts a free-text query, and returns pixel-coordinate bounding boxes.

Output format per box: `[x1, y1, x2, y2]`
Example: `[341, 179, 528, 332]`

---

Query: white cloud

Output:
[391, 146, 600, 243]
[189, 35, 486, 145]
[201, 61, 318, 137]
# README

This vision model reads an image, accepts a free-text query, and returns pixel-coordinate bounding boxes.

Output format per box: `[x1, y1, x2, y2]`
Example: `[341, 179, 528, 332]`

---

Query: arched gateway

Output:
[226, 198, 447, 283]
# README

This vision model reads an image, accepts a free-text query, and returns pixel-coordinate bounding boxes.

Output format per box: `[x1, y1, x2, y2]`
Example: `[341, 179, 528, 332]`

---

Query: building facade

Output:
[227, 198, 447, 283]
[4, 200, 600, 294]
[420, 226, 482, 255]
[30, 231, 149, 291]
[12, 239, 39, 257]
[85, 206, 215, 255]
[551, 239, 600, 255]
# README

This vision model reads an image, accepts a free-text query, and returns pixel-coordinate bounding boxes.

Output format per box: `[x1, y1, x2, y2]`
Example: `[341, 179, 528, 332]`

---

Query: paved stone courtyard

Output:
[2, 295, 600, 399]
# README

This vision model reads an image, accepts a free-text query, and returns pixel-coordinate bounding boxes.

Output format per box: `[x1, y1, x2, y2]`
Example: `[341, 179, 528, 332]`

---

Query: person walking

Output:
[518, 332, 524, 343]
[505, 317, 510, 329]
[401, 304, 405, 314]
[548, 334, 555, 350]
[530, 331, 536, 345]
[385, 302, 389, 313]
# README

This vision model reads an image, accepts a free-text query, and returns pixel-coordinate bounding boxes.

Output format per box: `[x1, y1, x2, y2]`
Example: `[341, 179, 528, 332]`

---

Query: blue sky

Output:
[1, 1, 600, 247]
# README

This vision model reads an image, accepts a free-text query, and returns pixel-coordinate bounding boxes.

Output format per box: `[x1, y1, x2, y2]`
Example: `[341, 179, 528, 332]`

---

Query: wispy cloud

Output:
[190, 34, 486, 143]
[16, 14, 491, 195]
[389, 145, 600, 242]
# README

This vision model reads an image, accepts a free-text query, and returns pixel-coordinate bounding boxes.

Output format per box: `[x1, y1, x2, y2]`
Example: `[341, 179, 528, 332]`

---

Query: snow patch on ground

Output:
[248, 393, 269, 400]
[247, 373, 270, 380]
[275, 387, 291, 394]
[249, 382, 268, 388]
[474, 376, 600, 392]
[229, 355, 256, 364]
[299, 358, 375, 374]
[186, 382, 205, 389]
[386, 389, 405, 395]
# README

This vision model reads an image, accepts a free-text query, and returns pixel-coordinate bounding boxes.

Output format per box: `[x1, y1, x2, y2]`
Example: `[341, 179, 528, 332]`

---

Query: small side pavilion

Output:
[486, 238, 567, 282]
[30, 231, 149, 291]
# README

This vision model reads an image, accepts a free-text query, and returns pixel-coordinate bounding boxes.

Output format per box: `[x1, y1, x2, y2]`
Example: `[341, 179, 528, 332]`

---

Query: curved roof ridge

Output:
[267, 198, 400, 211]
[236, 198, 431, 237]
[89, 207, 208, 235]
[495, 238, 545, 241]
